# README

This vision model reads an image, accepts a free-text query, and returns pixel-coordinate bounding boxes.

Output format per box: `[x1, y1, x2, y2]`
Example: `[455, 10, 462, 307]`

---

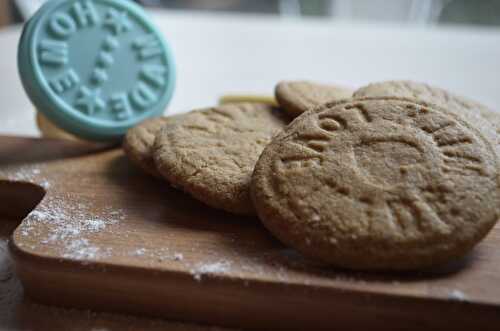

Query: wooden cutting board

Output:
[1, 135, 500, 330]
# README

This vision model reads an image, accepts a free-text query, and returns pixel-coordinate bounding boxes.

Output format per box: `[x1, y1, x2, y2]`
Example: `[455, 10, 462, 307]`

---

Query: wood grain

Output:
[0, 217, 231, 331]
[1, 135, 500, 330]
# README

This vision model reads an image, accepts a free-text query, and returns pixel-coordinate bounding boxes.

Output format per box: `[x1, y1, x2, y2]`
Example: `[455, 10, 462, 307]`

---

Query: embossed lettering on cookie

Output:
[18, 0, 176, 141]
[251, 97, 500, 270]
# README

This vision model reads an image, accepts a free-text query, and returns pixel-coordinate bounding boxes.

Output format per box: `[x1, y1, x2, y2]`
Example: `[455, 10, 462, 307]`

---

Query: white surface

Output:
[1, 10, 500, 137]
[14, 0, 47, 19]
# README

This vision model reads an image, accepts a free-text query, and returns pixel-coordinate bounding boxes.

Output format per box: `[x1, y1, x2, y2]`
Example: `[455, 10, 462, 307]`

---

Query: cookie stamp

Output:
[252, 98, 500, 270]
[18, 0, 175, 141]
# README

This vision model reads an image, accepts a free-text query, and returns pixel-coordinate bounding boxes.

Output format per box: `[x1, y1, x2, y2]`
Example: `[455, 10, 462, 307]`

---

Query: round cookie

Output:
[275, 81, 353, 118]
[36, 111, 81, 141]
[154, 103, 289, 215]
[219, 95, 278, 107]
[252, 97, 500, 270]
[123, 117, 171, 177]
[353, 80, 500, 135]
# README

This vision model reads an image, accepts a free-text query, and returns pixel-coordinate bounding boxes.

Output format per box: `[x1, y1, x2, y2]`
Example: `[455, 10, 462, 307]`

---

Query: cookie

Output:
[154, 103, 289, 215]
[219, 94, 278, 107]
[252, 97, 500, 270]
[275, 81, 353, 118]
[36, 112, 81, 141]
[353, 80, 500, 134]
[123, 117, 171, 178]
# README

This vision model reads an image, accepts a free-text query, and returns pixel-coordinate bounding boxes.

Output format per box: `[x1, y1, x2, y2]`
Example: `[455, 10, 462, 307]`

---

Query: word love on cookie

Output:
[18, 0, 175, 141]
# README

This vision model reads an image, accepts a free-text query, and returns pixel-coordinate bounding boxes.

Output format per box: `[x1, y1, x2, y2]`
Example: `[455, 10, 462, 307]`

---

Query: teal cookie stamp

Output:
[18, 0, 176, 141]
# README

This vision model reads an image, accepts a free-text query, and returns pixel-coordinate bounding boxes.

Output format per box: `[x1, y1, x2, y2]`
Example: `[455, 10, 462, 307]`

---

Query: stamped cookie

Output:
[36, 112, 81, 141]
[354, 80, 500, 135]
[154, 103, 289, 215]
[123, 117, 170, 177]
[219, 94, 278, 107]
[275, 81, 353, 118]
[252, 98, 500, 270]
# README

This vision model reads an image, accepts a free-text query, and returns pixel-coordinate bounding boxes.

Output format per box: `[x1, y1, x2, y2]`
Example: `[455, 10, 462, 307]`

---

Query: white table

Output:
[1, 9, 500, 136]
[1, 10, 500, 330]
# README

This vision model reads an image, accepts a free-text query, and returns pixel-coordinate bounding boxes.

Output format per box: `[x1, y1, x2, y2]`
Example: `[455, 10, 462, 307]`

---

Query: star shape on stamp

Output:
[75, 86, 105, 115]
[104, 8, 132, 35]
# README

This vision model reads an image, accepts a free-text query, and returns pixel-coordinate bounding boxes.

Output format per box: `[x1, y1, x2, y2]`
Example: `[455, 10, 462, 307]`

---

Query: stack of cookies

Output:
[123, 80, 500, 271]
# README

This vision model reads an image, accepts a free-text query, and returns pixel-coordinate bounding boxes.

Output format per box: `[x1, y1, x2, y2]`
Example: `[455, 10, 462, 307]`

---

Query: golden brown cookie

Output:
[275, 81, 353, 118]
[219, 94, 278, 107]
[36, 112, 81, 141]
[154, 103, 289, 215]
[252, 97, 500, 270]
[353, 80, 500, 135]
[123, 117, 171, 177]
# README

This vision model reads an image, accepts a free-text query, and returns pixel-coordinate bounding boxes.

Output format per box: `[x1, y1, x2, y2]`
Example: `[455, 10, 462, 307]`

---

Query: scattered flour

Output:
[0, 164, 53, 203]
[21, 197, 123, 262]
[62, 239, 101, 260]
[40, 180, 51, 189]
[86, 219, 107, 232]
[4, 166, 358, 285]
[125, 246, 191, 265]
[10, 167, 41, 181]
[449, 289, 467, 301]
[190, 260, 232, 281]
[132, 248, 147, 256]
[3, 166, 51, 189]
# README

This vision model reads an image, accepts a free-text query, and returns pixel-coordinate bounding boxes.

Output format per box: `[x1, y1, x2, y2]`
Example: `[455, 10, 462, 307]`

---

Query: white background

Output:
[1, 10, 499, 136]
